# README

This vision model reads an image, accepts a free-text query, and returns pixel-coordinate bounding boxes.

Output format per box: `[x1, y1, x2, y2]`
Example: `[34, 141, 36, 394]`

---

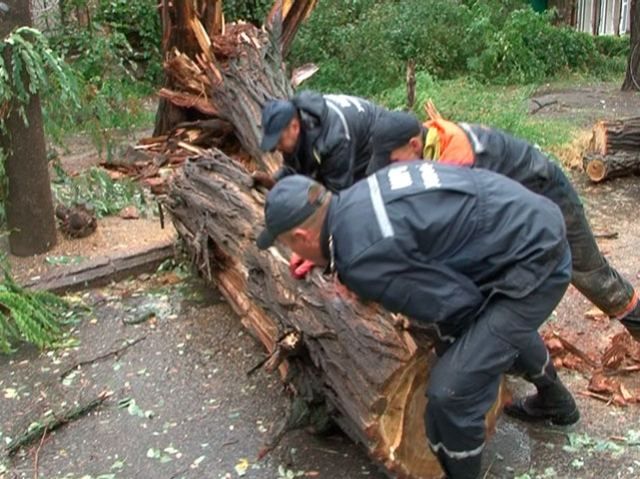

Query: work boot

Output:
[504, 380, 579, 426]
[619, 300, 640, 341]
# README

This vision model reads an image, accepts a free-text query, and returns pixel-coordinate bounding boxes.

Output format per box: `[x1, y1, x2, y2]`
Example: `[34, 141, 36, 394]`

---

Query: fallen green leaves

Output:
[0, 270, 70, 353]
[564, 432, 625, 455]
[146, 444, 181, 463]
[117, 397, 154, 419]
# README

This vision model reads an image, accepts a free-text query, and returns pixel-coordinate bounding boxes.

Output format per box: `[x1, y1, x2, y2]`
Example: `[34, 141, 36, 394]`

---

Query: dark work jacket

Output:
[322, 161, 570, 342]
[367, 121, 560, 197]
[457, 123, 555, 194]
[276, 91, 390, 192]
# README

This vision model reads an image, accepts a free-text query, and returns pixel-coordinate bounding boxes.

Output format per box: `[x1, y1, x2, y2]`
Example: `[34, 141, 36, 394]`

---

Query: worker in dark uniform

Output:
[256, 162, 579, 479]
[257, 90, 406, 278]
[368, 108, 640, 342]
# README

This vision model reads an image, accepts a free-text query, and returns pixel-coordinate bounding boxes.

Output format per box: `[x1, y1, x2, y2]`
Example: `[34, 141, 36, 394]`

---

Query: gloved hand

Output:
[252, 171, 276, 190]
[289, 253, 315, 279]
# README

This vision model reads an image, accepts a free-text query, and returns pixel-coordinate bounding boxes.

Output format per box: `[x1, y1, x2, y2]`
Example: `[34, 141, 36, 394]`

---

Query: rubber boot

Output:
[504, 379, 579, 426]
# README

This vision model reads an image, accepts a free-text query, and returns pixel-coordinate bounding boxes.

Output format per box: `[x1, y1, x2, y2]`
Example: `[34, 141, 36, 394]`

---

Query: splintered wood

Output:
[545, 329, 640, 407]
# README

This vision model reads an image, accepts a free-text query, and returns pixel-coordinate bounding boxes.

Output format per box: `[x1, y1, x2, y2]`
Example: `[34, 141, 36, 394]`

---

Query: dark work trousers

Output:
[425, 249, 571, 479]
[540, 161, 635, 318]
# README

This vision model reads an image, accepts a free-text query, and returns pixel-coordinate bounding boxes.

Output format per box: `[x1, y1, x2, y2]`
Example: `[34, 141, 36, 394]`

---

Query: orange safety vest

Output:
[423, 118, 475, 167]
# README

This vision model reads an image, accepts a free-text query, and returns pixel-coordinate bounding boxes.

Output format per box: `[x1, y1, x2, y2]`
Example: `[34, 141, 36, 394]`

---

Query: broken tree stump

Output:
[166, 151, 508, 479]
[583, 151, 640, 182]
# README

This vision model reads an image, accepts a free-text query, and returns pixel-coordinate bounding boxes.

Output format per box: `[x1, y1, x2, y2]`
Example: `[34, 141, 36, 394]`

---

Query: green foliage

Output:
[223, 0, 272, 25]
[51, 164, 151, 219]
[96, 0, 162, 83]
[45, 77, 154, 159]
[290, 0, 628, 96]
[43, 0, 159, 151]
[0, 269, 69, 353]
[594, 34, 630, 58]
[0, 27, 79, 127]
[469, 9, 599, 84]
[51, 0, 161, 84]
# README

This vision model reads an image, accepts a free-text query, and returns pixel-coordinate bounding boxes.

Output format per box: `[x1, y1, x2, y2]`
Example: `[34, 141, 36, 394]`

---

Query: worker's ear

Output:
[289, 115, 301, 134]
[409, 136, 422, 155]
[289, 227, 311, 245]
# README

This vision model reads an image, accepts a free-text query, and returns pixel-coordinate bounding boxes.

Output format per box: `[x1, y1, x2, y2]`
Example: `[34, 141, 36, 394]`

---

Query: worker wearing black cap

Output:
[258, 91, 421, 192]
[257, 90, 422, 278]
[368, 107, 640, 345]
[256, 164, 579, 479]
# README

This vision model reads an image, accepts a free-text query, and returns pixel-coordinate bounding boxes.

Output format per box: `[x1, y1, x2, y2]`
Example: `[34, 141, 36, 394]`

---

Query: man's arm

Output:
[318, 139, 356, 192]
[343, 254, 484, 335]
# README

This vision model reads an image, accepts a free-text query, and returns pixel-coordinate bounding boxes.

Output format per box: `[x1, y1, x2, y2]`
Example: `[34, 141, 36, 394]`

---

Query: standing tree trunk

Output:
[0, 0, 57, 256]
[622, 0, 640, 91]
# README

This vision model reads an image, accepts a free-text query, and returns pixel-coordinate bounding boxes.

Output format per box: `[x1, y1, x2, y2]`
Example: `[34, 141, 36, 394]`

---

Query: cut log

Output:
[583, 151, 640, 182]
[166, 152, 508, 479]
[589, 117, 640, 156]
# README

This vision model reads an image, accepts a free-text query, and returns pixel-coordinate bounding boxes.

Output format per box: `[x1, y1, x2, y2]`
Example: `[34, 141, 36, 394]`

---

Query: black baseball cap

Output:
[369, 110, 422, 173]
[257, 175, 326, 250]
[260, 99, 297, 151]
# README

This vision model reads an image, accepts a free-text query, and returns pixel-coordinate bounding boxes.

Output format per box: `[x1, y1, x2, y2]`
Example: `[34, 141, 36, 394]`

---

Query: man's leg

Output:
[425, 257, 573, 478]
[543, 162, 640, 337]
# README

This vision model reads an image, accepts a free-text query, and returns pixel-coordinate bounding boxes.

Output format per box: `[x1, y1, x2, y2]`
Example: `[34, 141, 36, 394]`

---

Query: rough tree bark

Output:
[622, 0, 639, 91]
[589, 117, 640, 155]
[157, 3, 509, 477]
[0, 0, 57, 256]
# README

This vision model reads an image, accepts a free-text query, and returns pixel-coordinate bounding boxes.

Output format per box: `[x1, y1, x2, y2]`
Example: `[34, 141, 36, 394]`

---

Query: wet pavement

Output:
[2, 173, 640, 479]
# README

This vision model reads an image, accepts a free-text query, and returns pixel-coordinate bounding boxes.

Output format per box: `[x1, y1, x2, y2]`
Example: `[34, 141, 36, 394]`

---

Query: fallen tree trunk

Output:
[583, 151, 640, 182]
[157, 3, 508, 476]
[589, 117, 640, 156]
[166, 151, 508, 479]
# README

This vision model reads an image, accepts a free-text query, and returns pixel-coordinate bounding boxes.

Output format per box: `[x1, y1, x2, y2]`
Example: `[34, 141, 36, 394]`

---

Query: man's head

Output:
[257, 175, 331, 265]
[370, 111, 423, 172]
[260, 99, 301, 154]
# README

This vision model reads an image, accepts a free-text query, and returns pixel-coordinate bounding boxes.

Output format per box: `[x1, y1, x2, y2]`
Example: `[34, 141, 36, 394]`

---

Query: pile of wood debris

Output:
[545, 327, 640, 406]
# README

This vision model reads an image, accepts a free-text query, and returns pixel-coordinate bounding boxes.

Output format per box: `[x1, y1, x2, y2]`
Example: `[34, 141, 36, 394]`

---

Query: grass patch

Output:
[375, 72, 578, 153]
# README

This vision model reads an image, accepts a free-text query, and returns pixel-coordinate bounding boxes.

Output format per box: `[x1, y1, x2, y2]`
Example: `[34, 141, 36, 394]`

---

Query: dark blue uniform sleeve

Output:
[378, 266, 484, 326]
[342, 251, 485, 332]
[319, 139, 355, 192]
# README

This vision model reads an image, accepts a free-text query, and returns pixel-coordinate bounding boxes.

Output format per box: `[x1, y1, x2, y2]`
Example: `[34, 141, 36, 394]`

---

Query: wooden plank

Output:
[22, 241, 175, 293]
